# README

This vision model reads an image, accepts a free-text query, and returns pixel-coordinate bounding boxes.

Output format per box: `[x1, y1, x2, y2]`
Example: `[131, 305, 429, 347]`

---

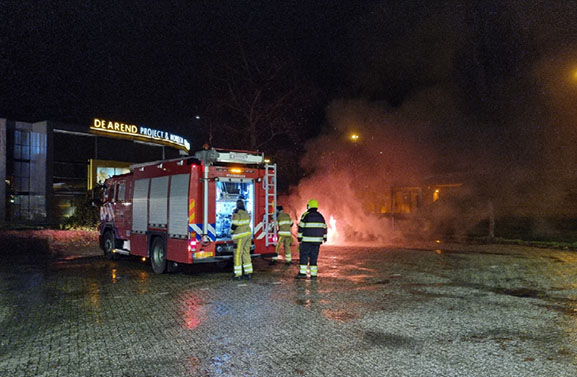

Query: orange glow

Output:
[350, 134, 359, 141]
[327, 215, 340, 245]
[433, 189, 440, 202]
[88, 281, 100, 309]
[141, 257, 146, 262]
[229, 168, 243, 174]
[182, 295, 204, 330]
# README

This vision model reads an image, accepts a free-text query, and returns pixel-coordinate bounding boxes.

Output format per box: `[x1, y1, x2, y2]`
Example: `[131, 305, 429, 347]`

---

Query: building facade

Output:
[0, 118, 188, 225]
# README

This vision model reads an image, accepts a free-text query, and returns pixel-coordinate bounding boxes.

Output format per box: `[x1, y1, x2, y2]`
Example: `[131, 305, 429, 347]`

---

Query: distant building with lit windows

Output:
[0, 118, 190, 225]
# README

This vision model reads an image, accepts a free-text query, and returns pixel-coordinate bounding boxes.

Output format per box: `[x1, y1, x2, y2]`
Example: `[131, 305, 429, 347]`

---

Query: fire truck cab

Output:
[98, 148, 277, 273]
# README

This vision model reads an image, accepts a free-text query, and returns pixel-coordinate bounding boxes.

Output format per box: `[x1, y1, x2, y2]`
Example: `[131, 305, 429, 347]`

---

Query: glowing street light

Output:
[350, 133, 360, 142]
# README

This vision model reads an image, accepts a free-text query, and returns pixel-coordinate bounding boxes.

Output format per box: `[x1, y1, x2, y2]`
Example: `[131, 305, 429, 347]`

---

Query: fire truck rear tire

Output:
[150, 237, 167, 274]
[103, 231, 117, 260]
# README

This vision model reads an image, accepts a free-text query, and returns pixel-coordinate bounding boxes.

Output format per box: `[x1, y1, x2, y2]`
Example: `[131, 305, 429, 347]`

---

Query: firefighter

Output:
[231, 199, 253, 281]
[296, 199, 327, 280]
[271, 205, 293, 265]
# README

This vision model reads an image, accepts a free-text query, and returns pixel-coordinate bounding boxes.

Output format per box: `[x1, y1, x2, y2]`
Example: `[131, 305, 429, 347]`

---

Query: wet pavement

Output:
[1, 244, 577, 377]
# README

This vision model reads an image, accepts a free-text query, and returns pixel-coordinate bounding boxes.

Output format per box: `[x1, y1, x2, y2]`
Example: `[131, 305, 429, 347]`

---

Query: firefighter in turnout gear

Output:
[297, 199, 327, 280]
[271, 205, 293, 265]
[231, 199, 253, 281]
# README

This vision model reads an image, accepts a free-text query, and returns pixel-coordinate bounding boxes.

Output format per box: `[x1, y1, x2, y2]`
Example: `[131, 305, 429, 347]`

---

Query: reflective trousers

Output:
[298, 242, 320, 276]
[273, 235, 292, 262]
[233, 237, 253, 277]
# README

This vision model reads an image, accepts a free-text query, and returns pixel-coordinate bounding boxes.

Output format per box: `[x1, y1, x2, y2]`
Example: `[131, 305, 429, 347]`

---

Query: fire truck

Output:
[98, 148, 277, 273]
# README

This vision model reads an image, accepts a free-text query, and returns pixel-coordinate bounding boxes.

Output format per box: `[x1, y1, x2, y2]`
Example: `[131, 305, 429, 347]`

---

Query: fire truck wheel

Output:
[150, 237, 167, 274]
[103, 231, 117, 260]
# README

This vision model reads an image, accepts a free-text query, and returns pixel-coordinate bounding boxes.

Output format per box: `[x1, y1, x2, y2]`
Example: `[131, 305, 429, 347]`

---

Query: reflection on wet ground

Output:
[1, 245, 577, 376]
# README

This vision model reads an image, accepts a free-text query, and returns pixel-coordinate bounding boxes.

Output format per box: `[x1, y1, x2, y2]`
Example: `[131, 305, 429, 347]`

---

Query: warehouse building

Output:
[0, 118, 190, 225]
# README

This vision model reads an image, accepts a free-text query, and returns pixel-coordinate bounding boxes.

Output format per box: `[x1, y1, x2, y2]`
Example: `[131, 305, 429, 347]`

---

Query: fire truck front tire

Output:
[150, 237, 167, 274]
[102, 231, 117, 260]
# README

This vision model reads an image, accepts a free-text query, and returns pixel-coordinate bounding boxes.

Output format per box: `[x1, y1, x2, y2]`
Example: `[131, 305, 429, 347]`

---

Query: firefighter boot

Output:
[232, 274, 242, 281]
[270, 252, 279, 265]
[310, 265, 318, 280]
[243, 274, 252, 281]
[296, 265, 307, 279]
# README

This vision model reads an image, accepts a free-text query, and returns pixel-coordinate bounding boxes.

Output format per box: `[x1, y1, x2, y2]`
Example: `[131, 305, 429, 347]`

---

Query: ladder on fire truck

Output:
[263, 164, 277, 247]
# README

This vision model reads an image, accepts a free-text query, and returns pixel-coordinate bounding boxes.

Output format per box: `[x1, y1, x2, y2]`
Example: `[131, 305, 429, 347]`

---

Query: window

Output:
[12, 195, 30, 220]
[9, 129, 47, 221]
[14, 161, 30, 192]
[112, 183, 117, 203]
[14, 130, 31, 160]
[117, 182, 126, 202]
[13, 131, 31, 193]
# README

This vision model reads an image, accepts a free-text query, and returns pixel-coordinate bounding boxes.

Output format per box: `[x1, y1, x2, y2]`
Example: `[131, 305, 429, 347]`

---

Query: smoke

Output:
[283, 1, 577, 243]
[285, 82, 577, 243]
[282, 98, 439, 245]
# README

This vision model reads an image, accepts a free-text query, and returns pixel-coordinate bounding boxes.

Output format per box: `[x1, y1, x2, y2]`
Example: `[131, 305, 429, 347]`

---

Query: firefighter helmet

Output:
[307, 199, 318, 209]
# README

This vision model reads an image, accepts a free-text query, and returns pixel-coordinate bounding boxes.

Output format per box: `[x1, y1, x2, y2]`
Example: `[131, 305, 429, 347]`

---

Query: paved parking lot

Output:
[1, 244, 577, 376]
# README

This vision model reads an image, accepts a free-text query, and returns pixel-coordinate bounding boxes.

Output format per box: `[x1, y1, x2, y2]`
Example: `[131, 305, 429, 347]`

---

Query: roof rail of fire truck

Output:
[194, 147, 264, 165]
[129, 156, 199, 170]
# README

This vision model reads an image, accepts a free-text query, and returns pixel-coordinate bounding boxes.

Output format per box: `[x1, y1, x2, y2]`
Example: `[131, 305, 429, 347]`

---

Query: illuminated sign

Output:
[90, 118, 190, 152]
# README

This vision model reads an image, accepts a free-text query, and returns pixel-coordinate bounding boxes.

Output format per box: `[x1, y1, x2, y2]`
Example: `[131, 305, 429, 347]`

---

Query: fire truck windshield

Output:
[215, 180, 254, 240]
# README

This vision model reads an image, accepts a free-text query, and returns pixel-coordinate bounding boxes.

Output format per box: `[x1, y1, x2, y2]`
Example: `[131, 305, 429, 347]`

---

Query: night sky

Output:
[0, 1, 362, 129]
[2, 0, 577, 180]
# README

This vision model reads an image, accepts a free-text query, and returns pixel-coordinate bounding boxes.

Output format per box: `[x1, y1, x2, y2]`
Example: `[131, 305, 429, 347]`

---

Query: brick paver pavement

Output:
[1, 244, 576, 376]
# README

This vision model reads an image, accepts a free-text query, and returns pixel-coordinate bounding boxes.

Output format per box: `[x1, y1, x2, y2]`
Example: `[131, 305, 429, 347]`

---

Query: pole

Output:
[202, 155, 210, 245]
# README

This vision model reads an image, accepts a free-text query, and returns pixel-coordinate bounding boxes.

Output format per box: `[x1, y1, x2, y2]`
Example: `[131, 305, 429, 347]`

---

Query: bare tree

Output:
[204, 46, 318, 151]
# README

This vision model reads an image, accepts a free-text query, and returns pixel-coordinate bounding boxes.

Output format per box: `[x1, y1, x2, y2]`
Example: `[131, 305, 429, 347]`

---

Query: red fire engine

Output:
[98, 148, 278, 273]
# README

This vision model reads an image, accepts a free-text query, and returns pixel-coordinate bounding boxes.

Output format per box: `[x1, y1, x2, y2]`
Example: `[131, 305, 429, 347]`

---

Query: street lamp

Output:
[350, 133, 359, 142]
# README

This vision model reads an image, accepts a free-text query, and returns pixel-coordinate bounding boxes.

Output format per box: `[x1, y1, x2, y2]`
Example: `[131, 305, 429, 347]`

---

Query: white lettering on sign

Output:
[93, 118, 138, 134]
[90, 118, 191, 152]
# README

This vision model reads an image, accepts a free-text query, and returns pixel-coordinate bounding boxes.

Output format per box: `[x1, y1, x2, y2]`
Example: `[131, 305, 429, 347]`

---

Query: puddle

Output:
[363, 331, 417, 349]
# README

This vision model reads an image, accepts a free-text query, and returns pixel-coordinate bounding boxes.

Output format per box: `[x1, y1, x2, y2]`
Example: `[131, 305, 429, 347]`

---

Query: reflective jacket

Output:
[298, 208, 327, 244]
[277, 211, 293, 237]
[231, 208, 251, 240]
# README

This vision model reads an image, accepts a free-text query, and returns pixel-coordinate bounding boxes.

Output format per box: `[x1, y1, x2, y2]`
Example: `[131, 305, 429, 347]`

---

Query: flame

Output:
[327, 215, 340, 245]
